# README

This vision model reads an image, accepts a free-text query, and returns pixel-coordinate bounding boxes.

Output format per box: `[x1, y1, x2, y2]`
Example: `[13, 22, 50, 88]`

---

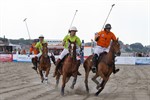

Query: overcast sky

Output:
[0, 0, 149, 46]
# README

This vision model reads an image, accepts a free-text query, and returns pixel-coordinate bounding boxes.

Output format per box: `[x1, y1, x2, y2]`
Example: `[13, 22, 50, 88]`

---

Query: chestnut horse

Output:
[32, 43, 55, 83]
[31, 48, 56, 74]
[55, 40, 80, 95]
[83, 38, 121, 96]
[38, 43, 51, 83]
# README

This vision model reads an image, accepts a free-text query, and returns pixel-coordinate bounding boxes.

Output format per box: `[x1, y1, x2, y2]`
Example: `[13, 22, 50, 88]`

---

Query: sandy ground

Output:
[0, 62, 150, 100]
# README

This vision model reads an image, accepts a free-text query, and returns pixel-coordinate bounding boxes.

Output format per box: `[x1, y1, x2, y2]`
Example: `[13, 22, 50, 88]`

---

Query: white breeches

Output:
[94, 46, 110, 55]
[37, 52, 52, 58]
[59, 48, 80, 60]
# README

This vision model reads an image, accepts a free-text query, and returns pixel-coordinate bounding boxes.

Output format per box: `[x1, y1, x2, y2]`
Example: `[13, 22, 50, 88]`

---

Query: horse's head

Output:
[111, 38, 121, 56]
[68, 39, 76, 59]
[42, 43, 48, 57]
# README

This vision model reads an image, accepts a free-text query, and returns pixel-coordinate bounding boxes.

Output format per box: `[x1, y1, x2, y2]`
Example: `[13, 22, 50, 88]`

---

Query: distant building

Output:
[0, 37, 12, 54]
[46, 39, 64, 55]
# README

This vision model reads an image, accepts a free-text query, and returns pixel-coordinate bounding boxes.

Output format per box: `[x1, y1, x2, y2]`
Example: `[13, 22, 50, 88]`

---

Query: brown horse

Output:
[32, 43, 52, 83]
[83, 38, 121, 96]
[38, 43, 51, 83]
[55, 39, 80, 95]
[31, 47, 56, 74]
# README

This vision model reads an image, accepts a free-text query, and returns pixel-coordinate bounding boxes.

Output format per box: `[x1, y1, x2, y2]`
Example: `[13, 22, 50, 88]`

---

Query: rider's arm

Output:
[62, 41, 65, 46]
[34, 42, 40, 50]
[62, 35, 68, 46]
[76, 37, 82, 49]
[29, 46, 33, 54]
[95, 32, 100, 41]
[111, 32, 117, 41]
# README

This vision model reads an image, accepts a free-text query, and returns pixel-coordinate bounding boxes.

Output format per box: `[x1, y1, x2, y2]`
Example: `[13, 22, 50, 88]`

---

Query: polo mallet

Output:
[69, 10, 78, 29]
[101, 4, 115, 30]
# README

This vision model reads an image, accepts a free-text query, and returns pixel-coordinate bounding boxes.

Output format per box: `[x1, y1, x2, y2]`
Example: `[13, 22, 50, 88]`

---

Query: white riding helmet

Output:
[69, 26, 78, 32]
[39, 34, 44, 38]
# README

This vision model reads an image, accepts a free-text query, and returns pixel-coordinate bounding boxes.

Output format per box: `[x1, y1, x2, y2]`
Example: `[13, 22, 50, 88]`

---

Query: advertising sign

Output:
[0, 54, 13, 62]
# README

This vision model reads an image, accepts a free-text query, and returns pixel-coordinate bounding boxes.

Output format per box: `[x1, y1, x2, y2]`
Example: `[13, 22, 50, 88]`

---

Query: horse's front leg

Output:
[70, 75, 77, 89]
[84, 68, 90, 93]
[96, 79, 105, 90]
[91, 74, 99, 86]
[61, 74, 67, 96]
[95, 78, 108, 96]
[45, 66, 50, 83]
[39, 69, 44, 83]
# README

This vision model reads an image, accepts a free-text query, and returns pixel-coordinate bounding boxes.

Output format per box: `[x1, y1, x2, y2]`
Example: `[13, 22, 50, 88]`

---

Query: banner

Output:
[17, 55, 36, 62]
[0, 54, 13, 62]
[135, 57, 150, 65]
[115, 57, 135, 65]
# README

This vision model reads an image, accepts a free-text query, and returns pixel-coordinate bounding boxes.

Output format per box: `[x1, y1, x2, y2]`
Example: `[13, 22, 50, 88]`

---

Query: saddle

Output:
[96, 52, 107, 67]
[38, 56, 50, 64]
[98, 52, 107, 61]
[97, 52, 115, 68]
[58, 54, 69, 70]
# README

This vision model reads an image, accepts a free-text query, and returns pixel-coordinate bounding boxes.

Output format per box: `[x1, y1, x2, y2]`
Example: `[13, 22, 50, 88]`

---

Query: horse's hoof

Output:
[95, 93, 98, 96]
[61, 92, 64, 96]
[114, 69, 120, 74]
[45, 80, 48, 84]
[86, 90, 89, 94]
[61, 87, 65, 96]
[77, 71, 82, 76]
[32, 67, 36, 70]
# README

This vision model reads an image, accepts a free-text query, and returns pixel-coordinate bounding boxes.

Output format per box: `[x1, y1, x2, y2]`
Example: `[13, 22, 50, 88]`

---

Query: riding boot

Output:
[53, 58, 61, 77]
[51, 55, 56, 65]
[77, 60, 81, 76]
[32, 57, 38, 70]
[92, 54, 98, 73]
[112, 63, 119, 74]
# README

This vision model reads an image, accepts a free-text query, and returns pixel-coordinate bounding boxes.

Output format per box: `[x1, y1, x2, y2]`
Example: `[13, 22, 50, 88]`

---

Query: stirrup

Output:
[92, 67, 96, 73]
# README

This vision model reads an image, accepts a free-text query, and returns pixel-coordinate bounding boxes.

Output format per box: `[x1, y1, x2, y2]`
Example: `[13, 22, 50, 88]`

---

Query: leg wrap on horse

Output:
[92, 54, 98, 73]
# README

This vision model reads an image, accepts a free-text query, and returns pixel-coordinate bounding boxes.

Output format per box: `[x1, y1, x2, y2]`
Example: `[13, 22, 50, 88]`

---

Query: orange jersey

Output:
[30, 43, 39, 55]
[97, 30, 117, 48]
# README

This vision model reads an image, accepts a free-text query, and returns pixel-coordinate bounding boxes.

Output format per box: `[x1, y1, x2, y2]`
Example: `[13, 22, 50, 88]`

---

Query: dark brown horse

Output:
[55, 40, 80, 95]
[83, 38, 121, 96]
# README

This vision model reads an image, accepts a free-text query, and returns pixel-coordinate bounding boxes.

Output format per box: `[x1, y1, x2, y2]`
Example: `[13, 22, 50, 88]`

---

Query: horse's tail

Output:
[83, 55, 93, 72]
[83, 60, 88, 72]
